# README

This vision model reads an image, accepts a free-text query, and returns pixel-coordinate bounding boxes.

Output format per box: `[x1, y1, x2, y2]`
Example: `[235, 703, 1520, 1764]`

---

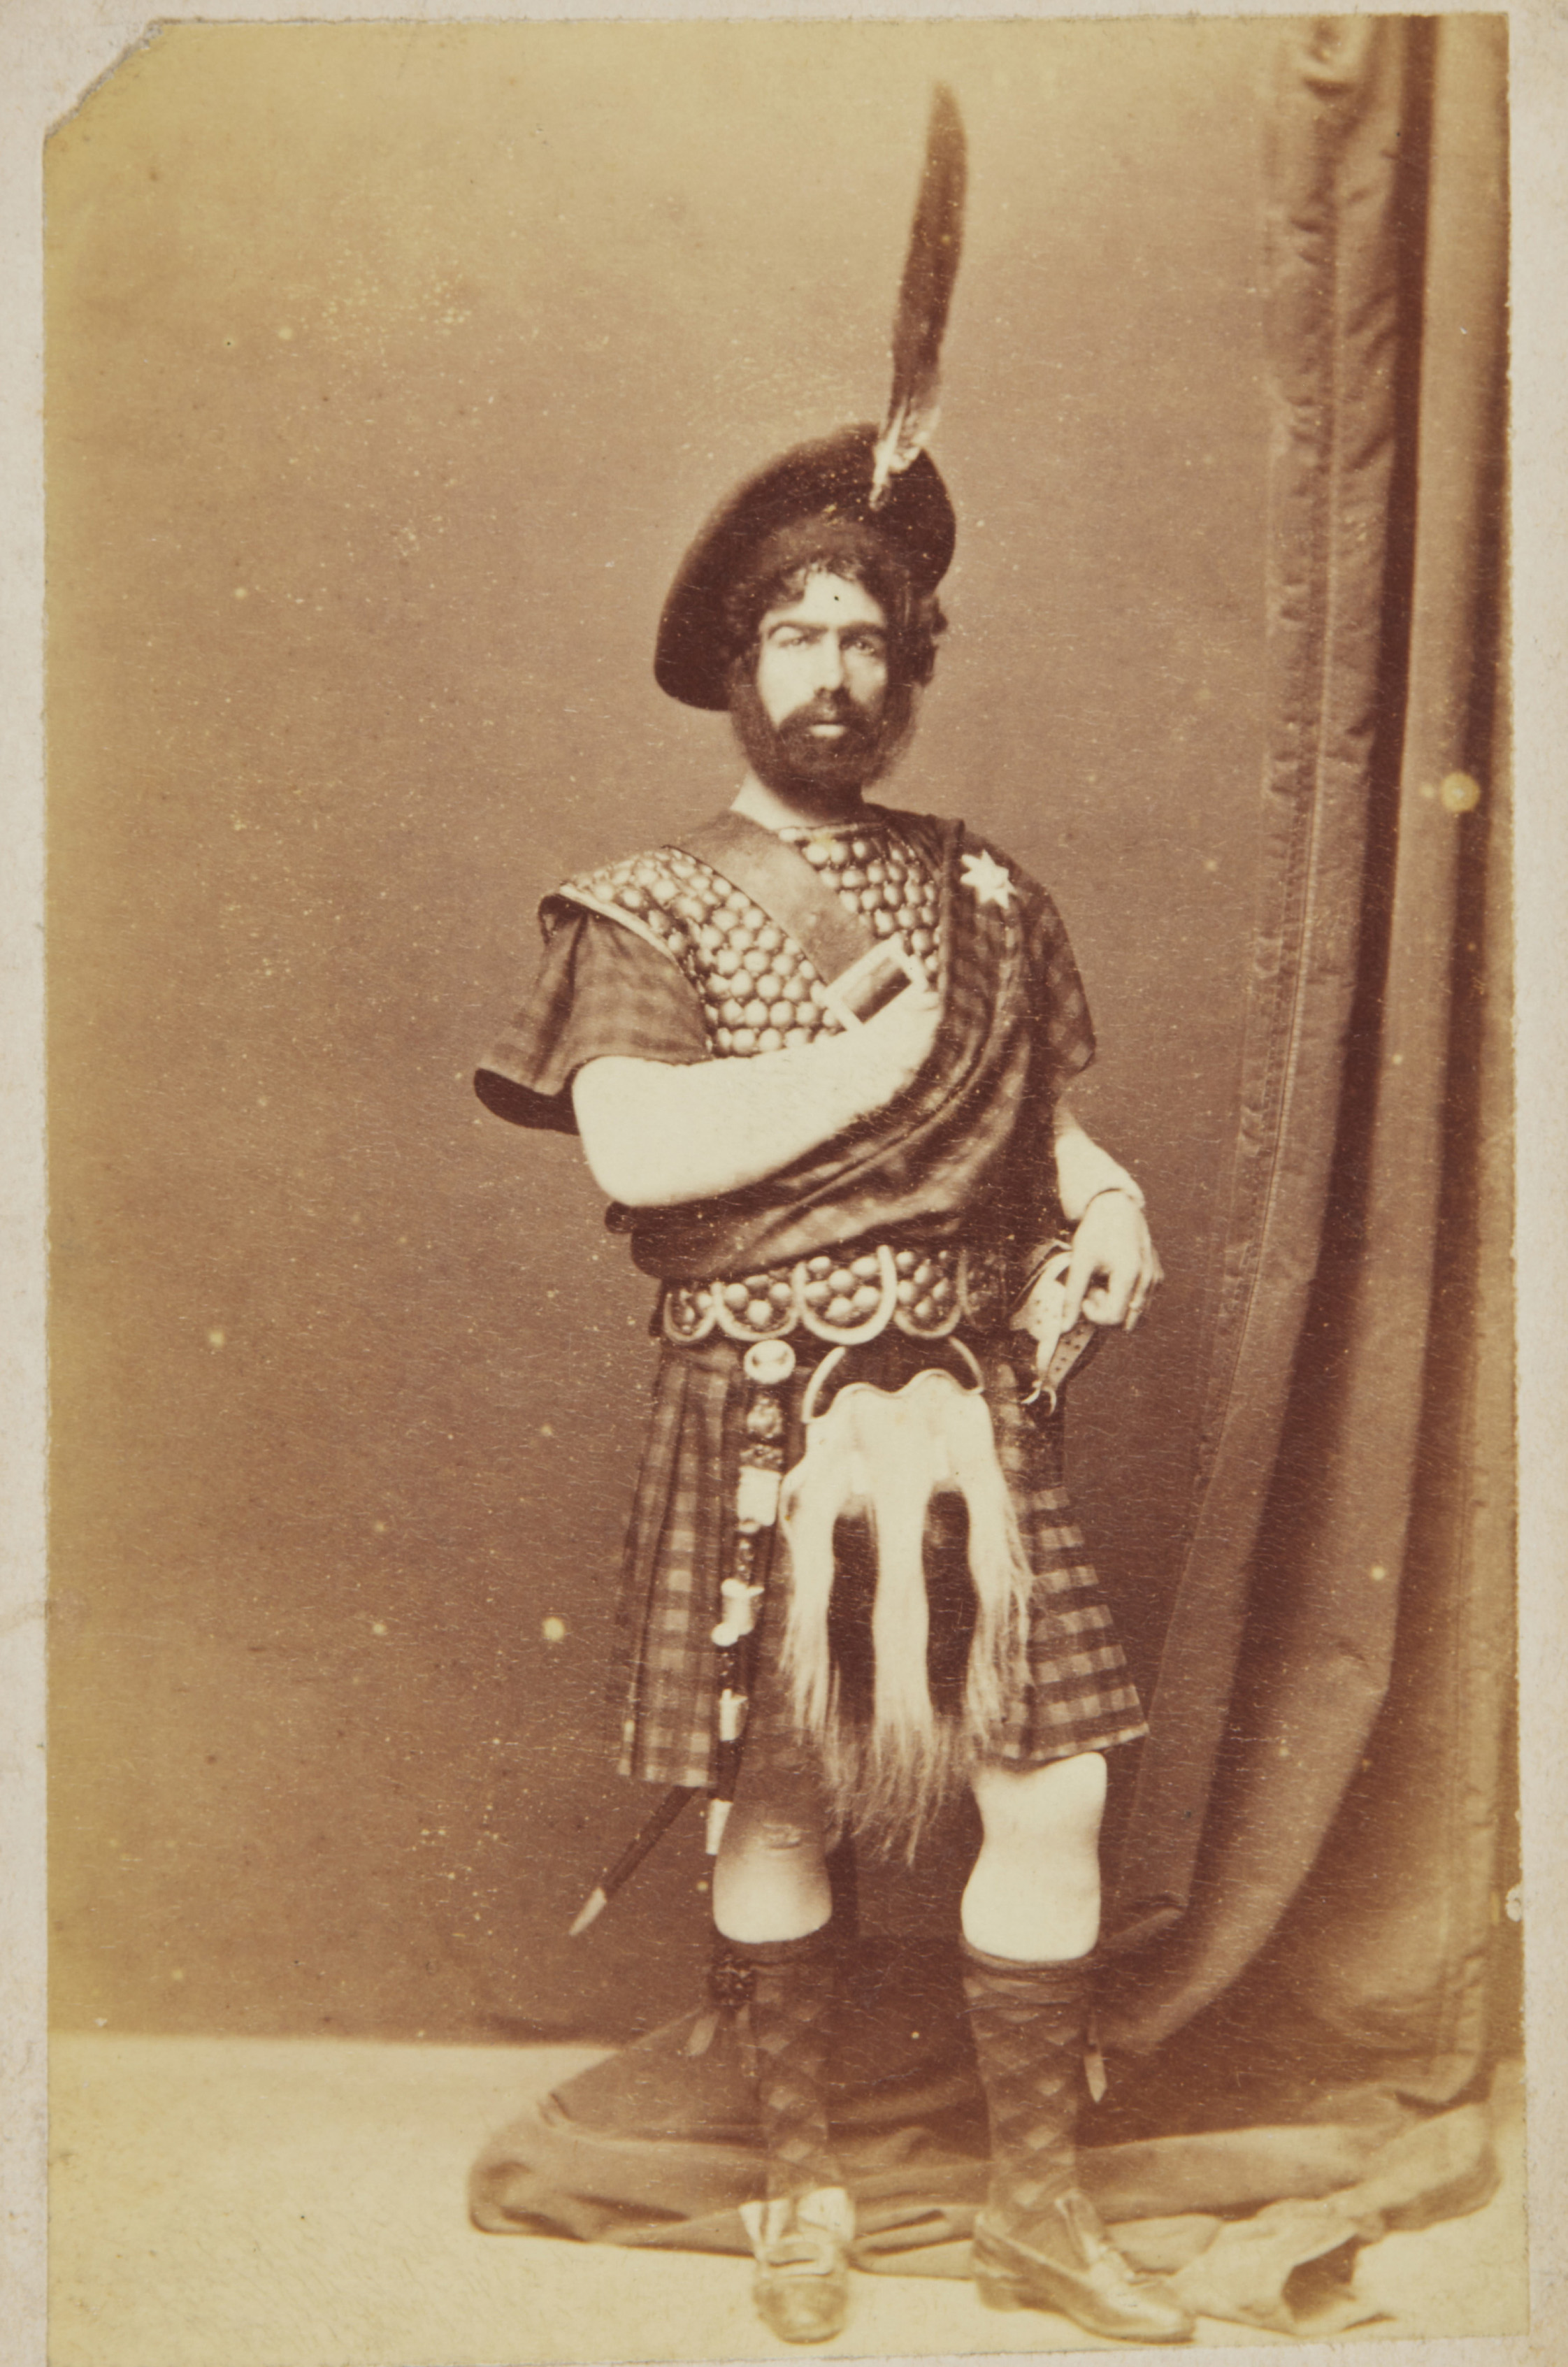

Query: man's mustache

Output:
[779, 694, 878, 739]
[726, 664, 909, 796]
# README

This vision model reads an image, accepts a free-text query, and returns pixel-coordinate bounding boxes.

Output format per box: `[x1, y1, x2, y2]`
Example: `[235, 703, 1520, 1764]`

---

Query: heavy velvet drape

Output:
[1102, 11, 1512, 2108]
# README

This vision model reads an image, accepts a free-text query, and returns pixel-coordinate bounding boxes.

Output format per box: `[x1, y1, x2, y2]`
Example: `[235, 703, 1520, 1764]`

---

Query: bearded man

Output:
[475, 426, 1188, 2344]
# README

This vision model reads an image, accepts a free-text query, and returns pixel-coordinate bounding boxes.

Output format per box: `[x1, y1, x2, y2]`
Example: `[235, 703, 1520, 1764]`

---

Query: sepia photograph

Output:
[18, 6, 1545, 2361]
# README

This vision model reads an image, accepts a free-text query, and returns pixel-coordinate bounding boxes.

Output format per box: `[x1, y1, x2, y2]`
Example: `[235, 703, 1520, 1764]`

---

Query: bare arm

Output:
[570, 981, 941, 1208]
[1052, 1100, 1144, 1223]
[1053, 1100, 1162, 1330]
[1016, 1100, 1163, 1337]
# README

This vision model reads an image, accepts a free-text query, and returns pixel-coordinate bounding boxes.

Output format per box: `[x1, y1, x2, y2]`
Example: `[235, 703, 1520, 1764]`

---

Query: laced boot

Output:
[963, 1941, 1194, 2344]
[730, 1927, 853, 2343]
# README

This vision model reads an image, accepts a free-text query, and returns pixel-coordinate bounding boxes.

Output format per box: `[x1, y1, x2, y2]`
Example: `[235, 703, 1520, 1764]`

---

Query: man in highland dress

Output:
[475, 412, 1192, 2340]
[478, 81, 1191, 2350]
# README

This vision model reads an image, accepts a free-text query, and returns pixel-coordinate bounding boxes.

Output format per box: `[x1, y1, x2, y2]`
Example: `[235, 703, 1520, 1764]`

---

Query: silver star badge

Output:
[960, 849, 1016, 910]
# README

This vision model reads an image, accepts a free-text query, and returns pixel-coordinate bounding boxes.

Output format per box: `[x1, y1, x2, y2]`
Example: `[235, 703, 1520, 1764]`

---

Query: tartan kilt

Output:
[613, 1330, 1149, 1792]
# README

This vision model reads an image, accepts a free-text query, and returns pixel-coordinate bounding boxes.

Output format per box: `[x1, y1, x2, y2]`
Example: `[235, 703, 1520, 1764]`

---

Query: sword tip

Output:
[568, 1887, 607, 1938]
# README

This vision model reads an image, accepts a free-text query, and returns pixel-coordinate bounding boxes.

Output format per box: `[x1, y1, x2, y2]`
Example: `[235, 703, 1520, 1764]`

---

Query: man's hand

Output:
[1060, 1191, 1163, 1331]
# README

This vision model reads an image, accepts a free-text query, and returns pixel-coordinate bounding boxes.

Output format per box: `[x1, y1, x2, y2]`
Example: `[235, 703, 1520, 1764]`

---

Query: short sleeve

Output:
[475, 908, 711, 1132]
[1024, 881, 1096, 1101]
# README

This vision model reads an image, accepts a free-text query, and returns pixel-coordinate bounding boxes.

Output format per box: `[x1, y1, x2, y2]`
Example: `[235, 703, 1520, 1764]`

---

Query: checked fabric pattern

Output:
[613, 1332, 1148, 1791]
[478, 810, 1098, 1283]
[963, 1945, 1097, 2238]
[741, 1929, 845, 2203]
[482, 808, 1144, 1792]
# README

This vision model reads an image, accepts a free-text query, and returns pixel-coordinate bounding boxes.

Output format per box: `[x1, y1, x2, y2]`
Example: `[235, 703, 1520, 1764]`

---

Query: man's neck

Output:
[731, 770, 869, 835]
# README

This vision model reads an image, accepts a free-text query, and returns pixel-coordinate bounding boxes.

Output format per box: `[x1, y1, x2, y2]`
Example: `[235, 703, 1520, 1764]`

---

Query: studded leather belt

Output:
[659, 1240, 1019, 1348]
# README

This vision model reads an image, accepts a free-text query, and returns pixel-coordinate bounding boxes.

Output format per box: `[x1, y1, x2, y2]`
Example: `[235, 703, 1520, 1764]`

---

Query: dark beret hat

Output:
[654, 424, 956, 711]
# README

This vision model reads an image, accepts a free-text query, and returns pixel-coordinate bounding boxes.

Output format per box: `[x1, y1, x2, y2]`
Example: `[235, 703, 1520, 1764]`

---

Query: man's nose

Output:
[811, 634, 848, 691]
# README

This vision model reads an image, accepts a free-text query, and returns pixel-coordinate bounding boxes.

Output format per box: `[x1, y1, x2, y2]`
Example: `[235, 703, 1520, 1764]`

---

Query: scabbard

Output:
[568, 1784, 699, 1935]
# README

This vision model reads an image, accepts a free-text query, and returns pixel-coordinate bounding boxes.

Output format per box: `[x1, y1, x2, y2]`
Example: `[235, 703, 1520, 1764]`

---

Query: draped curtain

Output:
[1102, 13, 1512, 2110]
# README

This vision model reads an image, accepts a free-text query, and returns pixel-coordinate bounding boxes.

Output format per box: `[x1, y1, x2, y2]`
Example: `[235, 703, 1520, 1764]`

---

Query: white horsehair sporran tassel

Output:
[778, 1351, 1033, 1852]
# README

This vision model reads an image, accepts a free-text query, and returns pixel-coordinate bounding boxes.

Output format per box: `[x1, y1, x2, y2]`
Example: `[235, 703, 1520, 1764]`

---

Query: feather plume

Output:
[869, 85, 967, 512]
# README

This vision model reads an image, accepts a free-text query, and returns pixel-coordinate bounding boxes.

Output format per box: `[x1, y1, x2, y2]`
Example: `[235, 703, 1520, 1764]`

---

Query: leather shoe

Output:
[972, 2192, 1195, 2343]
[741, 2187, 854, 2343]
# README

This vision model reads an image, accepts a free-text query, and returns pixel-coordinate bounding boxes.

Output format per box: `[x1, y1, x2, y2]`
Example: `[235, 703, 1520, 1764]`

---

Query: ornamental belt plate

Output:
[660, 1239, 1016, 1348]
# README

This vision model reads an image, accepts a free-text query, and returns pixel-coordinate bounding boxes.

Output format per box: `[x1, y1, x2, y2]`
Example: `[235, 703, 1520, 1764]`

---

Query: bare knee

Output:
[971, 1753, 1107, 1850]
[712, 1792, 832, 1943]
[718, 1802, 822, 1867]
[963, 1755, 1105, 1962]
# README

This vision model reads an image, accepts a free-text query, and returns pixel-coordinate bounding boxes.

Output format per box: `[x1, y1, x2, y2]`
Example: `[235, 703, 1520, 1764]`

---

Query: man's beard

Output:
[728, 674, 913, 808]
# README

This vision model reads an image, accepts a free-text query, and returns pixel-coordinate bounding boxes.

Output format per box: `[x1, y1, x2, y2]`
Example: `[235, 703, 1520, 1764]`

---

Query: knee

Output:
[972, 1753, 1107, 1851]
[751, 1815, 817, 1857]
[712, 1795, 832, 1943]
[716, 1801, 823, 1871]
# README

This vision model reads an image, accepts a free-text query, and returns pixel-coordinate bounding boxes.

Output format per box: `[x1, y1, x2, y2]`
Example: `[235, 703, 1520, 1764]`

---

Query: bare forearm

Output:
[573, 1035, 895, 1207]
[575, 1044, 1134, 1224]
[1033, 1101, 1160, 1333]
[1052, 1099, 1144, 1223]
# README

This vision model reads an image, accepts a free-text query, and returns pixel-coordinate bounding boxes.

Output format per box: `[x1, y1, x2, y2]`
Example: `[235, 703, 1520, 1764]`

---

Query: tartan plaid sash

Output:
[619, 814, 1047, 1282]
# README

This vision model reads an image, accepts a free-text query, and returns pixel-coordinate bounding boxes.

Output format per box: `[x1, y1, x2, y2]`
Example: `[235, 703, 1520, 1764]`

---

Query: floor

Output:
[48, 2036, 1529, 2367]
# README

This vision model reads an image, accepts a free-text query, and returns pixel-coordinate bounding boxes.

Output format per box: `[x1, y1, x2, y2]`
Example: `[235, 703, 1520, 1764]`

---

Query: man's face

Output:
[731, 571, 900, 800]
[756, 572, 890, 731]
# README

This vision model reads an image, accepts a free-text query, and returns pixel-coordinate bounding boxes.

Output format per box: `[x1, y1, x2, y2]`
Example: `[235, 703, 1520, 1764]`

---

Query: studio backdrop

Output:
[48, 12, 1509, 2102]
